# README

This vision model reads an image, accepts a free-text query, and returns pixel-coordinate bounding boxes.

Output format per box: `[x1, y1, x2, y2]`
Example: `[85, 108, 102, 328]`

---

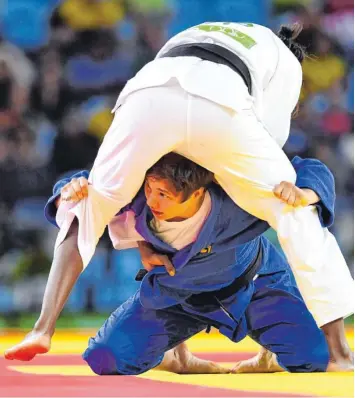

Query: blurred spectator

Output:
[58, 0, 125, 31]
[64, 29, 134, 97]
[80, 95, 113, 141]
[0, 60, 18, 130]
[321, 0, 354, 58]
[131, 0, 174, 71]
[347, 69, 354, 112]
[0, 61, 14, 111]
[50, 108, 100, 176]
[273, 0, 314, 13]
[0, 36, 36, 115]
[321, 104, 352, 137]
[0, 125, 53, 208]
[301, 30, 347, 102]
[1, 0, 60, 51]
[31, 47, 71, 123]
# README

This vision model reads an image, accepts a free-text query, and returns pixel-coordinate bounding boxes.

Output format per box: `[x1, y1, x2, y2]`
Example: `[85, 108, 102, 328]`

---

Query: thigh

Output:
[83, 291, 207, 375]
[69, 84, 189, 267]
[246, 271, 329, 372]
[185, 97, 296, 227]
[262, 40, 303, 148]
[90, 84, 188, 205]
[214, 111, 297, 228]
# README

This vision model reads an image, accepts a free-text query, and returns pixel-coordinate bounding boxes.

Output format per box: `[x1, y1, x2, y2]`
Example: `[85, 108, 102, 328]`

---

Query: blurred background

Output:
[0, 0, 353, 328]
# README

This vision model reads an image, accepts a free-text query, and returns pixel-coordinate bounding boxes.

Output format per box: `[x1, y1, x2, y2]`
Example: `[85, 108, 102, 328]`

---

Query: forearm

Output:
[34, 219, 83, 336]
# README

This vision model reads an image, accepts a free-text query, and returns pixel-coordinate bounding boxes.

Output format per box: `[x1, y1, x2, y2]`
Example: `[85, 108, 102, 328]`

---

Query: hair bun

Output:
[278, 26, 293, 40]
[277, 23, 305, 63]
[278, 23, 303, 41]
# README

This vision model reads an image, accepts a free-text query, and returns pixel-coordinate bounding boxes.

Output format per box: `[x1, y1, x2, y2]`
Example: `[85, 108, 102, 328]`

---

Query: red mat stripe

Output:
[2, 356, 310, 397]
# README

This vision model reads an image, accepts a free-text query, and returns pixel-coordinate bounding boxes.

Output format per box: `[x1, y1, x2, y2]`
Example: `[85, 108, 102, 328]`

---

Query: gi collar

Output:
[134, 184, 224, 272]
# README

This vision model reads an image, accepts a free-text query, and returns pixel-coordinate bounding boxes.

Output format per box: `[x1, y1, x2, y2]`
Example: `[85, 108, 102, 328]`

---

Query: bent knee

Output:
[83, 345, 121, 375]
[83, 344, 158, 376]
[278, 332, 329, 373]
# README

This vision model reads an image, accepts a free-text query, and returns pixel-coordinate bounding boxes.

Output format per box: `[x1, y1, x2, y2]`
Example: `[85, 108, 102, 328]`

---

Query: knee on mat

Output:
[279, 333, 329, 373]
[83, 345, 120, 375]
[83, 344, 149, 376]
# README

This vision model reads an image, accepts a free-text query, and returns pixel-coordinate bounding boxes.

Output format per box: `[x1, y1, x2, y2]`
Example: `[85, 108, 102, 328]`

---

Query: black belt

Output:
[159, 43, 252, 94]
[185, 243, 262, 307]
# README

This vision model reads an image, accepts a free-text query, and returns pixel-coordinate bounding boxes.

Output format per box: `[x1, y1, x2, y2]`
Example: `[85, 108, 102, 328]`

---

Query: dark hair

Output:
[146, 153, 214, 201]
[277, 23, 306, 64]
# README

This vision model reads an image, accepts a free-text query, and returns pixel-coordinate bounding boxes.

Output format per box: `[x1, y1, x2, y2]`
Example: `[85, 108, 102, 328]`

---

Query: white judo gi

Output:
[55, 22, 354, 326]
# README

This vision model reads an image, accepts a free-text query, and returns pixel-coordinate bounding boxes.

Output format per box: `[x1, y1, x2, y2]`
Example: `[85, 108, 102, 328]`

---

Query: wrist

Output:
[302, 188, 320, 205]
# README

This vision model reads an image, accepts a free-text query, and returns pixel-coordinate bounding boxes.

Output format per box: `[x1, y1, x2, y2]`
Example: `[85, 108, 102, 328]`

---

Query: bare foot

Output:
[232, 347, 284, 373]
[327, 352, 354, 372]
[4, 331, 51, 361]
[156, 342, 231, 374]
[322, 318, 354, 372]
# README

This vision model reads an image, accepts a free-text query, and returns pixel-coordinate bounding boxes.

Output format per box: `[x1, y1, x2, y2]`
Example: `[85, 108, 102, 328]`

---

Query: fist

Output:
[273, 181, 319, 207]
[56, 177, 89, 208]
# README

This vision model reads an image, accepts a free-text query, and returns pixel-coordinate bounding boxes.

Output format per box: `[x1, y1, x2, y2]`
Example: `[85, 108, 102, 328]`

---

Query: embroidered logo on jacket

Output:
[200, 245, 212, 254]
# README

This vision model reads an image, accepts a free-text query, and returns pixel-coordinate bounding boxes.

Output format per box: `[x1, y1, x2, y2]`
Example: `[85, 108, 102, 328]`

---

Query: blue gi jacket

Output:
[45, 157, 335, 314]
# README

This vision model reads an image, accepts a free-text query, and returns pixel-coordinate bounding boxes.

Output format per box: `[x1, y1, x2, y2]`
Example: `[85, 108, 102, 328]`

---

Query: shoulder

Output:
[208, 183, 251, 227]
[120, 186, 147, 216]
[208, 183, 238, 209]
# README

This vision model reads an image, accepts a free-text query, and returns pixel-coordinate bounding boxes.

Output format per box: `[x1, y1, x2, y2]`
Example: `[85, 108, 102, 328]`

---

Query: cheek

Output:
[159, 200, 170, 211]
[160, 199, 177, 213]
[167, 202, 182, 214]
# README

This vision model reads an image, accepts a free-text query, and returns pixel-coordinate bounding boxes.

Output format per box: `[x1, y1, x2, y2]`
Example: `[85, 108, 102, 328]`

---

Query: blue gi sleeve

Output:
[44, 170, 90, 227]
[292, 156, 335, 227]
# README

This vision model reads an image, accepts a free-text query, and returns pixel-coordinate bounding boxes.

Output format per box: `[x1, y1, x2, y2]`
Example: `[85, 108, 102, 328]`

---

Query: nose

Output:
[146, 194, 158, 210]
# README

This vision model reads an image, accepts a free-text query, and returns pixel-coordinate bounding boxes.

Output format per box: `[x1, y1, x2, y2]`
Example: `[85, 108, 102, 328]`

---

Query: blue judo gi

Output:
[45, 157, 335, 375]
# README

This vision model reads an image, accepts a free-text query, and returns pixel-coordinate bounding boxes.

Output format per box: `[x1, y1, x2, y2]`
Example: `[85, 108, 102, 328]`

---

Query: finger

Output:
[149, 255, 166, 266]
[60, 185, 68, 200]
[280, 184, 292, 203]
[161, 255, 175, 276]
[70, 179, 84, 199]
[293, 195, 302, 207]
[287, 190, 296, 206]
[273, 183, 283, 198]
[65, 185, 80, 201]
[78, 177, 89, 197]
[293, 187, 304, 207]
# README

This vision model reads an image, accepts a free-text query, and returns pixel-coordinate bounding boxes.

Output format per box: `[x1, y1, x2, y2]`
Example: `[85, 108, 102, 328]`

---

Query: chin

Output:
[156, 214, 167, 220]
[152, 211, 166, 219]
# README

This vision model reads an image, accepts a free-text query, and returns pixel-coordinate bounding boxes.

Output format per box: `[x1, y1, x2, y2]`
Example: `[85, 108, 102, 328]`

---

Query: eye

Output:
[159, 192, 167, 198]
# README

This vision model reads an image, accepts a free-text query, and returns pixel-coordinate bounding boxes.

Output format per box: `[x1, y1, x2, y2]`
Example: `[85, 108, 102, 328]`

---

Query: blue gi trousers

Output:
[82, 269, 329, 375]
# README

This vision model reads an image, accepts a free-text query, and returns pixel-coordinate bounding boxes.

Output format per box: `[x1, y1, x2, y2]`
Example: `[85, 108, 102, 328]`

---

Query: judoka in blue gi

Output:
[5, 153, 337, 374]
[48, 153, 337, 375]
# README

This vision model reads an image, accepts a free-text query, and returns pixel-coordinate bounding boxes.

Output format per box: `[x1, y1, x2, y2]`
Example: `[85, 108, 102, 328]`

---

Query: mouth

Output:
[151, 209, 164, 217]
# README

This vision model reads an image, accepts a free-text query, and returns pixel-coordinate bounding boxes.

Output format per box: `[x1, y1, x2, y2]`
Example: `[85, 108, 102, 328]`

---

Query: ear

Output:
[193, 187, 205, 198]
